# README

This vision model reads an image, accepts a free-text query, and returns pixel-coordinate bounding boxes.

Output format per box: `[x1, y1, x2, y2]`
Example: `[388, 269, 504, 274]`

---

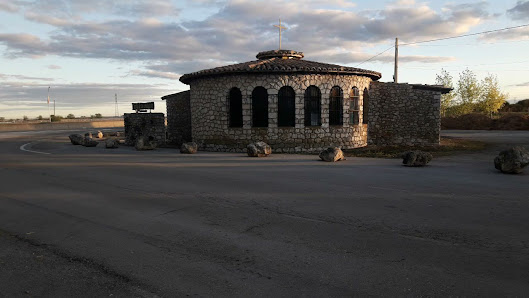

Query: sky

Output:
[1, 0, 529, 119]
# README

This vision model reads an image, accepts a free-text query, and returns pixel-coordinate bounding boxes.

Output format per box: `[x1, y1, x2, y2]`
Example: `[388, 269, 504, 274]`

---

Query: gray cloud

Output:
[0, 73, 55, 81]
[47, 65, 61, 70]
[508, 1, 529, 20]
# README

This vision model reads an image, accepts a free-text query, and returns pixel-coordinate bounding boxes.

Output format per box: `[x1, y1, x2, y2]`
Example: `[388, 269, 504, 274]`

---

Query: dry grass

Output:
[342, 137, 488, 158]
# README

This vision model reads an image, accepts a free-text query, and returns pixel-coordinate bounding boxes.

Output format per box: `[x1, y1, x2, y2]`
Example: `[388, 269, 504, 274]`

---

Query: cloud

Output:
[511, 81, 529, 87]
[480, 26, 529, 41]
[0, 73, 55, 81]
[508, 1, 529, 20]
[0, 2, 21, 12]
[47, 65, 61, 69]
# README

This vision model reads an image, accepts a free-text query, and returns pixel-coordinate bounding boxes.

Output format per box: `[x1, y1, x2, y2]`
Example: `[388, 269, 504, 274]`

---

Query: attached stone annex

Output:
[163, 49, 451, 153]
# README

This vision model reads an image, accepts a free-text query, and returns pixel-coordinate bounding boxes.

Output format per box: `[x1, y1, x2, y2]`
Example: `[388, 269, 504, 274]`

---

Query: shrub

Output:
[442, 113, 492, 130]
[50, 115, 63, 122]
[494, 113, 529, 130]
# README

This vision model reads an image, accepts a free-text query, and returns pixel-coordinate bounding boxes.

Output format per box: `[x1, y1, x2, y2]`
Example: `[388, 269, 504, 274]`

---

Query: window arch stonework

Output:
[228, 87, 243, 127]
[329, 86, 343, 126]
[349, 87, 360, 125]
[304, 85, 321, 126]
[278, 86, 295, 127]
[252, 86, 268, 127]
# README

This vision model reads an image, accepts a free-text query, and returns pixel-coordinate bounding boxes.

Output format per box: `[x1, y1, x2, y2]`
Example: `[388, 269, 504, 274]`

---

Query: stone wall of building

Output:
[164, 91, 192, 146]
[124, 113, 166, 146]
[368, 82, 441, 146]
[188, 73, 372, 153]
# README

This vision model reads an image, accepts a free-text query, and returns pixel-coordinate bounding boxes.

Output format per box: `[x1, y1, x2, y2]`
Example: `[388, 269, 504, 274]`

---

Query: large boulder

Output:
[319, 147, 345, 162]
[83, 137, 98, 147]
[84, 132, 92, 138]
[494, 146, 529, 174]
[69, 134, 84, 145]
[97, 131, 104, 139]
[105, 138, 120, 149]
[180, 142, 198, 154]
[135, 137, 156, 151]
[247, 141, 272, 157]
[402, 151, 432, 167]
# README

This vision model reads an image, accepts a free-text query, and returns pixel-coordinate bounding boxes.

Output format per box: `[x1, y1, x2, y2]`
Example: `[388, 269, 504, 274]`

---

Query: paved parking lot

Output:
[0, 130, 528, 296]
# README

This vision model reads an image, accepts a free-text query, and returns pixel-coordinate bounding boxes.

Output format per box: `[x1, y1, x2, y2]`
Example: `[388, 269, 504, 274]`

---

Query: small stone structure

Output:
[163, 49, 451, 153]
[124, 113, 166, 146]
[369, 82, 446, 146]
[162, 91, 192, 146]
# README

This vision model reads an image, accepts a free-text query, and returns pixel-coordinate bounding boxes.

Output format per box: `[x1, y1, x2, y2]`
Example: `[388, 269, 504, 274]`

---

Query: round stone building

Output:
[176, 49, 382, 153]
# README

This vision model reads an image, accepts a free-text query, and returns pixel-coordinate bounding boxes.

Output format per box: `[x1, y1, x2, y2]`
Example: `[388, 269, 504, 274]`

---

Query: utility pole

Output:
[115, 93, 119, 117]
[47, 86, 51, 122]
[394, 37, 399, 83]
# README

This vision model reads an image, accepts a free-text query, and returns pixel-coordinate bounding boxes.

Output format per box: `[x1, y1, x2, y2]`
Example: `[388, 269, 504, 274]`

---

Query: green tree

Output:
[23, 115, 28, 121]
[50, 115, 63, 122]
[457, 68, 481, 104]
[66, 113, 75, 119]
[477, 74, 507, 117]
[94, 113, 102, 118]
[37, 115, 43, 120]
[435, 69, 456, 116]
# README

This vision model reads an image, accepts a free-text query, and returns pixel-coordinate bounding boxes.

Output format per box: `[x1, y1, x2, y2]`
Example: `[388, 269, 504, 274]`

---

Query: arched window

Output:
[304, 86, 321, 126]
[228, 87, 243, 127]
[329, 86, 343, 125]
[252, 86, 268, 127]
[349, 87, 360, 125]
[363, 88, 369, 124]
[278, 86, 295, 127]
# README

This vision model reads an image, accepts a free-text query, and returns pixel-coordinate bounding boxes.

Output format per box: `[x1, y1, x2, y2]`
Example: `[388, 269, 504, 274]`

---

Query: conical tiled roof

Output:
[179, 50, 382, 84]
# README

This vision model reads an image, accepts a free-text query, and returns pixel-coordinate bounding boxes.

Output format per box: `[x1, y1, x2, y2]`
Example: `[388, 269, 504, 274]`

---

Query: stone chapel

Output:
[162, 49, 450, 153]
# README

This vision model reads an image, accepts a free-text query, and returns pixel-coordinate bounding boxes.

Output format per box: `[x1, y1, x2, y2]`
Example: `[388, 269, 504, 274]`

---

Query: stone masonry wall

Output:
[368, 82, 441, 146]
[124, 113, 166, 146]
[188, 73, 372, 153]
[165, 91, 192, 146]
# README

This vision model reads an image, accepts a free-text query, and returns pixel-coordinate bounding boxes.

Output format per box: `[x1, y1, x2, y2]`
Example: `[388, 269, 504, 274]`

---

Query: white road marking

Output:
[20, 143, 52, 155]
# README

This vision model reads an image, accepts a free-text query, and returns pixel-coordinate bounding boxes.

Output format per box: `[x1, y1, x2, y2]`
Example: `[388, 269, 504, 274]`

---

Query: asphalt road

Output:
[0, 129, 528, 297]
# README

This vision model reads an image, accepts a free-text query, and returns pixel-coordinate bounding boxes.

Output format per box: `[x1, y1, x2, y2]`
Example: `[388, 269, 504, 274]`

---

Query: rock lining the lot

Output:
[247, 141, 272, 157]
[494, 146, 529, 174]
[180, 142, 198, 154]
[105, 138, 120, 149]
[135, 137, 156, 151]
[319, 147, 345, 162]
[69, 134, 84, 145]
[402, 150, 432, 167]
[83, 137, 98, 147]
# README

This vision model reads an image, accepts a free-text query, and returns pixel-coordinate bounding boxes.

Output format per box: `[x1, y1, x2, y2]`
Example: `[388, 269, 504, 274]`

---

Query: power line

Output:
[400, 23, 529, 46]
[354, 45, 394, 67]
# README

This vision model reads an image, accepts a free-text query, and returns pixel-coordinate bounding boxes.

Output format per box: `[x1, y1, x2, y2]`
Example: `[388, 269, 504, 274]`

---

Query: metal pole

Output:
[47, 86, 51, 122]
[53, 100, 56, 116]
[394, 37, 398, 83]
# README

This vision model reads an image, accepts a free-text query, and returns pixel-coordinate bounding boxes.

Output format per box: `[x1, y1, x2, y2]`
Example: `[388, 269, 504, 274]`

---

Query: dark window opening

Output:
[363, 88, 369, 124]
[304, 86, 321, 126]
[349, 87, 360, 125]
[228, 87, 243, 127]
[329, 86, 343, 125]
[278, 86, 295, 127]
[252, 86, 268, 127]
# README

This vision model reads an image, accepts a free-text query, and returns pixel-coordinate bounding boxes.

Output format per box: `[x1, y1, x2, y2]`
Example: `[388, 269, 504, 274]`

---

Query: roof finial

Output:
[273, 19, 287, 50]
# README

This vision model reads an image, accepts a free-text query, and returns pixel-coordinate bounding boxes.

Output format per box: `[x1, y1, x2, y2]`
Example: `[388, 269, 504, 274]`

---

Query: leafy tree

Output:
[37, 115, 43, 120]
[477, 74, 507, 117]
[66, 113, 75, 119]
[456, 68, 481, 114]
[23, 115, 28, 121]
[95, 113, 102, 118]
[0, 117, 5, 122]
[435, 69, 456, 116]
